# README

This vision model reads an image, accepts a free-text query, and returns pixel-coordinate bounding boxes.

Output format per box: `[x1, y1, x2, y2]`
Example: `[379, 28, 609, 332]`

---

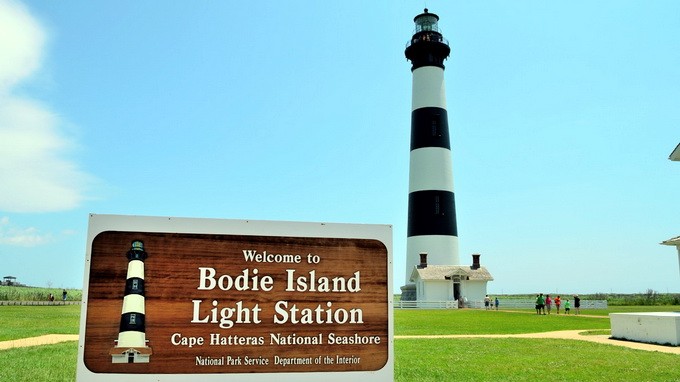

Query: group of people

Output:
[535, 293, 580, 315]
[47, 289, 68, 302]
[464, 294, 583, 313]
[483, 295, 499, 310]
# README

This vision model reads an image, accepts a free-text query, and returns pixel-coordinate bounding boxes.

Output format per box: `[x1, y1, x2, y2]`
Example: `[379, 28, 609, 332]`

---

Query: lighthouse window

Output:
[129, 314, 137, 325]
[132, 279, 139, 290]
[434, 195, 440, 215]
[431, 119, 440, 137]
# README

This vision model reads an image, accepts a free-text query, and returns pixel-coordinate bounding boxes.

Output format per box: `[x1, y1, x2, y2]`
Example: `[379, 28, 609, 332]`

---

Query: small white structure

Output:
[661, 236, 680, 276]
[609, 143, 680, 346]
[662, 144, 680, 275]
[409, 253, 493, 304]
[610, 312, 680, 346]
[669, 142, 680, 161]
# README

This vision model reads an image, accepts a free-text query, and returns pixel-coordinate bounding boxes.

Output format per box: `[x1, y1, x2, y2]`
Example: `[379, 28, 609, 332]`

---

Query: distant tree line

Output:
[594, 290, 680, 306]
[489, 290, 680, 306]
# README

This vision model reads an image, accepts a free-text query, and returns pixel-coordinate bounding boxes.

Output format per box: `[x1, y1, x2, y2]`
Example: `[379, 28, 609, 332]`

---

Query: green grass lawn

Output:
[0, 342, 77, 382]
[2, 306, 680, 381]
[498, 305, 680, 317]
[0, 305, 80, 341]
[395, 309, 610, 335]
[395, 338, 680, 381]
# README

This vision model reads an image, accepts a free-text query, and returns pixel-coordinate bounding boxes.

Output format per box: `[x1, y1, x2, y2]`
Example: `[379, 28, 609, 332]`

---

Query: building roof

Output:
[670, 143, 680, 161]
[410, 265, 494, 282]
[661, 236, 680, 246]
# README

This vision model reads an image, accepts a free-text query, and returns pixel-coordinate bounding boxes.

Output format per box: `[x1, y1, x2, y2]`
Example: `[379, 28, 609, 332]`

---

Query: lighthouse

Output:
[401, 9, 459, 301]
[110, 240, 152, 363]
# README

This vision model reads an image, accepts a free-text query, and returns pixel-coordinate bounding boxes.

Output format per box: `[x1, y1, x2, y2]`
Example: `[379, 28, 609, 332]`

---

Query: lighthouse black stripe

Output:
[127, 249, 147, 261]
[124, 277, 145, 296]
[411, 107, 450, 150]
[407, 190, 458, 237]
[120, 312, 146, 332]
[405, 36, 450, 71]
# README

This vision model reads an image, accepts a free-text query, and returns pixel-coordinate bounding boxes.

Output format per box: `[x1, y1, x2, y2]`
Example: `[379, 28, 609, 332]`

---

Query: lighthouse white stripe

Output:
[116, 331, 147, 348]
[409, 147, 454, 192]
[126, 260, 145, 279]
[405, 235, 460, 282]
[121, 294, 146, 315]
[412, 66, 447, 111]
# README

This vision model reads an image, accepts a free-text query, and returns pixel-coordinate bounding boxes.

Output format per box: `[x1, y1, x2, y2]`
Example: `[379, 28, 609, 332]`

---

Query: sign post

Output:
[77, 214, 393, 381]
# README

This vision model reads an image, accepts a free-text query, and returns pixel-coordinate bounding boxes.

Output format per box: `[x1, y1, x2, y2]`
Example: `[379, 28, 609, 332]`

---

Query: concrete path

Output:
[3, 331, 679, 355]
[0, 334, 79, 350]
[396, 330, 680, 355]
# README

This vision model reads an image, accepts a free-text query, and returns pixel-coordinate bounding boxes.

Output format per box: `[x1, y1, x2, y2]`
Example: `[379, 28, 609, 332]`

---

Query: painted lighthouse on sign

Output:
[401, 9, 493, 304]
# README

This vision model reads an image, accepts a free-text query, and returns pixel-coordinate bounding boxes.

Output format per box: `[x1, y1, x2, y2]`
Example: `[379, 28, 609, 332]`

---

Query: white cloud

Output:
[0, 216, 52, 247]
[0, 0, 94, 212]
[0, 0, 44, 91]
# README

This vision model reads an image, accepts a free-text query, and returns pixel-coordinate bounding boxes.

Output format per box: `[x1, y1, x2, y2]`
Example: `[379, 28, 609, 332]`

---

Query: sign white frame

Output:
[77, 214, 393, 382]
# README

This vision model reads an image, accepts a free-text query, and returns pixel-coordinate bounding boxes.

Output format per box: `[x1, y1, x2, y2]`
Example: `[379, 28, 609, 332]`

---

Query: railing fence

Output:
[395, 299, 608, 310]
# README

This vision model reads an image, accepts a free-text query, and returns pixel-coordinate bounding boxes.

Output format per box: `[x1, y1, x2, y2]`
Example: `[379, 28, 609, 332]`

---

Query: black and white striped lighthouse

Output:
[402, 9, 459, 298]
[111, 240, 152, 363]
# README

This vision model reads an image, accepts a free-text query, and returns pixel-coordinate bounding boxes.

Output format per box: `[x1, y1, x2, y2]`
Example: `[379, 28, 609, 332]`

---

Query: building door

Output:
[453, 277, 461, 300]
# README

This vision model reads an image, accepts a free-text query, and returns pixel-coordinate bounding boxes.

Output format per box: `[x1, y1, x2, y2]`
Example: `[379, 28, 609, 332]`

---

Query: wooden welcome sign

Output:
[77, 214, 393, 381]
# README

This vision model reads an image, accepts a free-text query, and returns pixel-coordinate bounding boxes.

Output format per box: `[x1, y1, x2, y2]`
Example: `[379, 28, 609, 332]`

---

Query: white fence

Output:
[395, 299, 608, 310]
[495, 299, 608, 310]
[394, 300, 458, 309]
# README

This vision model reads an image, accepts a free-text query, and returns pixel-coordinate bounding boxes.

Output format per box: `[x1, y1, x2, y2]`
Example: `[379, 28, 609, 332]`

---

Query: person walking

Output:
[62, 289, 67, 301]
[545, 294, 552, 315]
[574, 295, 581, 315]
[564, 299, 571, 314]
[484, 295, 491, 310]
[535, 294, 541, 315]
[554, 295, 561, 314]
[494, 297, 499, 310]
[536, 293, 546, 315]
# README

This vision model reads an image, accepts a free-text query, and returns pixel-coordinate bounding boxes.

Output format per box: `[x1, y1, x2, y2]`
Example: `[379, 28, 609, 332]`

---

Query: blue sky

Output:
[1, 0, 678, 295]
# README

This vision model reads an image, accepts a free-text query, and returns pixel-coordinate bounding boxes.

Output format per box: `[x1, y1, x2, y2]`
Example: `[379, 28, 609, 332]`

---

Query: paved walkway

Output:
[396, 330, 680, 355]
[3, 331, 679, 355]
[0, 334, 79, 350]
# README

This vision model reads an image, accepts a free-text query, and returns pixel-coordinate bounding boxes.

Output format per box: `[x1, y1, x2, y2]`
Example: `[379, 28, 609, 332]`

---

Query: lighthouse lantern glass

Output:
[415, 15, 438, 33]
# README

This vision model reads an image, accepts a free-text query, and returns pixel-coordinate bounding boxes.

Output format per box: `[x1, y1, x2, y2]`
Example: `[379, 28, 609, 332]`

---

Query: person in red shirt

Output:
[554, 295, 562, 314]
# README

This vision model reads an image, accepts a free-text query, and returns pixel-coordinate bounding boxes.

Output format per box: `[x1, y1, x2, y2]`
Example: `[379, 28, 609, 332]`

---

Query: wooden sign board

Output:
[77, 214, 393, 381]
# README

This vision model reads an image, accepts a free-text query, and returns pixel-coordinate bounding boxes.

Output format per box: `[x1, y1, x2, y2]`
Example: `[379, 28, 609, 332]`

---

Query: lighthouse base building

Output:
[404, 253, 493, 306]
[111, 347, 152, 364]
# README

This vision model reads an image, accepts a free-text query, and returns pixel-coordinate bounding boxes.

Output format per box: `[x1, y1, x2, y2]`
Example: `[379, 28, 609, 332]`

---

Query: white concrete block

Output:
[610, 312, 680, 346]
